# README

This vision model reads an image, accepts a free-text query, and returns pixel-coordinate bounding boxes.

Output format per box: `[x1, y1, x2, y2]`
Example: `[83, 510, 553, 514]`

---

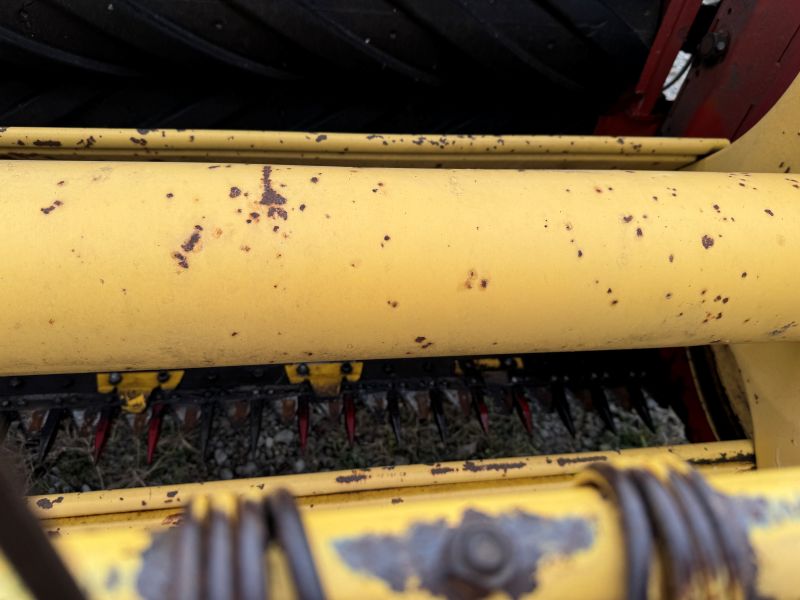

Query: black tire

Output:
[0, 1, 662, 132]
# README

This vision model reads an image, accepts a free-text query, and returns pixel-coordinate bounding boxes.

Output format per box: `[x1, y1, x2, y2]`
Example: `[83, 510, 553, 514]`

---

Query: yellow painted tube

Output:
[29, 441, 752, 520]
[0, 127, 728, 169]
[4, 462, 800, 600]
[297, 466, 800, 600]
[1, 162, 799, 375]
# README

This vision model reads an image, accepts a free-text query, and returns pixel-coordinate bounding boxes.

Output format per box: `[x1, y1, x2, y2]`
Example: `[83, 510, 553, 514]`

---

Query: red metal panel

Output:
[663, 0, 800, 139]
[595, 0, 702, 135]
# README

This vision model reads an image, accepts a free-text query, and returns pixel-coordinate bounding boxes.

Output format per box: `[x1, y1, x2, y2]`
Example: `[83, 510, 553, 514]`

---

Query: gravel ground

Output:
[3, 388, 688, 495]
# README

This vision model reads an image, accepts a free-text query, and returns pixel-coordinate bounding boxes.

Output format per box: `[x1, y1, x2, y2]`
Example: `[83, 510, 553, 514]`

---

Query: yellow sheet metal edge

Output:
[0, 162, 798, 375]
[0, 127, 728, 169]
[690, 73, 800, 469]
[4, 458, 798, 600]
[28, 440, 752, 520]
[42, 463, 754, 539]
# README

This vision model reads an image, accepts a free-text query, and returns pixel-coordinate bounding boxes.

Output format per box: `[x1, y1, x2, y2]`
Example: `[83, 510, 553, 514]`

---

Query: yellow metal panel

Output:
[689, 73, 800, 468]
[96, 370, 184, 394]
[28, 441, 752, 520]
[0, 127, 728, 169]
[0, 162, 799, 375]
[728, 344, 800, 469]
[285, 361, 362, 396]
[689, 74, 800, 173]
[96, 370, 184, 412]
[8, 461, 800, 600]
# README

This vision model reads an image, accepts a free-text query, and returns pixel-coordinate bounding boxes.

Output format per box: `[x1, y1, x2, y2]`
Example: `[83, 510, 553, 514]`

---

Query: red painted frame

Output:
[595, 0, 702, 136]
[663, 0, 800, 139]
[596, 0, 800, 140]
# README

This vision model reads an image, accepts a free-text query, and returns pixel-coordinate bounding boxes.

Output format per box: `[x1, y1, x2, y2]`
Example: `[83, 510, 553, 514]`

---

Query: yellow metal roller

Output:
[0, 161, 798, 375]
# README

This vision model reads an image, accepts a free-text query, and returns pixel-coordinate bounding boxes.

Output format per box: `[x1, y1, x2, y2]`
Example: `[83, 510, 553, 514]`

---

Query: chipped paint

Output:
[35, 496, 64, 509]
[260, 166, 289, 220]
[462, 461, 526, 473]
[556, 455, 608, 467]
[336, 473, 368, 484]
[334, 508, 594, 598]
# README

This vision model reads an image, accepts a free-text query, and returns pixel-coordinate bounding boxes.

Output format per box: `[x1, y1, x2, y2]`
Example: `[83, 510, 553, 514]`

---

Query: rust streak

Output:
[462, 460, 526, 473]
[260, 166, 288, 212]
[40, 200, 63, 215]
[430, 466, 456, 476]
[556, 455, 608, 467]
[35, 496, 64, 509]
[336, 473, 368, 484]
[181, 225, 203, 252]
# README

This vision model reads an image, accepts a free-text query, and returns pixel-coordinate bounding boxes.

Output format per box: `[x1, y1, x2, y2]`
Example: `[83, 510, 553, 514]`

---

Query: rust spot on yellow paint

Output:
[431, 466, 456, 475]
[181, 225, 203, 253]
[462, 460, 525, 473]
[35, 496, 64, 509]
[336, 473, 368, 484]
[40, 200, 63, 214]
[701, 235, 715, 249]
[172, 252, 189, 269]
[161, 513, 183, 527]
[260, 166, 288, 221]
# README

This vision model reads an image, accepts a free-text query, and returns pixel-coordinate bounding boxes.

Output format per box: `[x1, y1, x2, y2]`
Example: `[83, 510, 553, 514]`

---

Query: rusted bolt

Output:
[157, 371, 170, 383]
[444, 521, 516, 595]
[340, 362, 353, 375]
[699, 30, 730, 65]
[296, 363, 309, 376]
[108, 372, 122, 385]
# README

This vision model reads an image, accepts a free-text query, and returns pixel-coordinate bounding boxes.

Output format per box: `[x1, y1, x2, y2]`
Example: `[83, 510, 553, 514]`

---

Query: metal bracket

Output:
[285, 362, 363, 397]
[96, 370, 184, 414]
